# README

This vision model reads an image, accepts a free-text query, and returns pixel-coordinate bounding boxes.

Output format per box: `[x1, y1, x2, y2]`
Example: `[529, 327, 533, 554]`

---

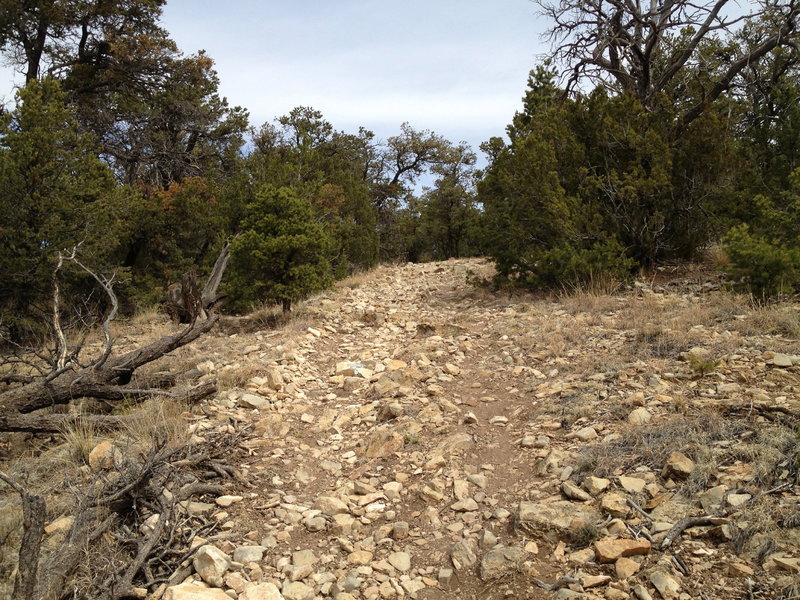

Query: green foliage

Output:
[722, 169, 800, 298]
[688, 354, 720, 377]
[723, 228, 800, 299]
[247, 109, 379, 276]
[121, 177, 228, 307]
[227, 186, 333, 312]
[479, 69, 635, 289]
[0, 79, 129, 337]
[413, 143, 482, 261]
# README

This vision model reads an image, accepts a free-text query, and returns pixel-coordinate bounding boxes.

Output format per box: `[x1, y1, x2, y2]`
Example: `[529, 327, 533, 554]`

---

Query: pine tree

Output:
[227, 186, 333, 312]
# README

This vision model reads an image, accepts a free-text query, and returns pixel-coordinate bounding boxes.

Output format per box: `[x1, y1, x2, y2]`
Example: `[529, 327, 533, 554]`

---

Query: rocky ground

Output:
[13, 258, 800, 600]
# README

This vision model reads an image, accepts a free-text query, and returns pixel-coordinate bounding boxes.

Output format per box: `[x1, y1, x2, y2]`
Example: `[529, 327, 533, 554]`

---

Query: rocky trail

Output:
[40, 259, 800, 599]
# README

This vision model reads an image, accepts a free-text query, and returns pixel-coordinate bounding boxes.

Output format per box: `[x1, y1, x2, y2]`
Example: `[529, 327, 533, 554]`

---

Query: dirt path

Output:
[171, 258, 799, 600]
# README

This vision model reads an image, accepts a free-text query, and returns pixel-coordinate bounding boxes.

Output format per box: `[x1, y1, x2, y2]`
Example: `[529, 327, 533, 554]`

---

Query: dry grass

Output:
[737, 303, 800, 339]
[632, 325, 694, 359]
[121, 397, 190, 449]
[575, 411, 749, 480]
[335, 267, 384, 291]
[129, 304, 167, 327]
[559, 273, 625, 315]
[217, 362, 269, 391]
[60, 418, 99, 466]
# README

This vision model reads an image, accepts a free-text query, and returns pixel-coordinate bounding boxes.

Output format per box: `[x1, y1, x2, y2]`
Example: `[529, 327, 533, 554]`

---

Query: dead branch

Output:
[71, 255, 118, 371]
[533, 574, 579, 591]
[167, 240, 231, 324]
[201, 240, 231, 310]
[661, 516, 728, 549]
[537, 0, 800, 126]
[0, 471, 46, 600]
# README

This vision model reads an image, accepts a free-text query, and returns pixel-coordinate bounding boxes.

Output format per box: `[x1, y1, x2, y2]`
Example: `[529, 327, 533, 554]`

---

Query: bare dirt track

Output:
[4, 258, 799, 600]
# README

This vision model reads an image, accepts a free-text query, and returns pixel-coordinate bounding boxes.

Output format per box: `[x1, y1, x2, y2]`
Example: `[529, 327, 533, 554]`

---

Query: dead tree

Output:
[165, 240, 231, 324]
[537, 0, 800, 126]
[0, 242, 242, 599]
[0, 241, 231, 433]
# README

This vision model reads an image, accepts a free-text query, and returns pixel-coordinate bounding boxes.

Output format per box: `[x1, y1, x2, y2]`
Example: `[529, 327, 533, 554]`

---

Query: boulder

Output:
[193, 545, 231, 587]
[479, 546, 525, 580]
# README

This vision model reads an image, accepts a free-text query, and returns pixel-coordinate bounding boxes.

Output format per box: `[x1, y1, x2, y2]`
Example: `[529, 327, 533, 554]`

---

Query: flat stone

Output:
[303, 516, 326, 531]
[288, 564, 313, 582]
[313, 496, 349, 515]
[281, 581, 314, 600]
[164, 584, 233, 600]
[239, 393, 270, 409]
[516, 501, 600, 536]
[562, 480, 592, 501]
[434, 432, 475, 455]
[240, 583, 285, 600]
[584, 476, 611, 496]
[594, 538, 651, 563]
[45, 516, 74, 535]
[388, 551, 411, 572]
[453, 479, 470, 500]
[400, 579, 426, 596]
[479, 546, 525, 580]
[664, 452, 694, 478]
[726, 493, 752, 507]
[347, 550, 373, 565]
[618, 476, 646, 494]
[581, 574, 611, 588]
[451, 498, 478, 512]
[421, 485, 444, 503]
[88, 441, 121, 471]
[480, 529, 498, 549]
[331, 513, 355, 535]
[727, 563, 755, 577]
[628, 407, 652, 425]
[570, 426, 598, 441]
[699, 485, 727, 512]
[392, 521, 409, 539]
[292, 549, 317, 567]
[215, 495, 243, 507]
[565, 547, 592, 564]
[649, 571, 680, 599]
[717, 383, 741, 394]
[773, 556, 800, 573]
[600, 492, 630, 517]
[233, 545, 265, 563]
[770, 353, 793, 367]
[615, 557, 641, 579]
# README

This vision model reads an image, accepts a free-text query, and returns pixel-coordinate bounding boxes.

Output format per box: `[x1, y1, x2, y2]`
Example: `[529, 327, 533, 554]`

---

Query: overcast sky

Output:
[1, 1, 549, 153]
[159, 0, 549, 150]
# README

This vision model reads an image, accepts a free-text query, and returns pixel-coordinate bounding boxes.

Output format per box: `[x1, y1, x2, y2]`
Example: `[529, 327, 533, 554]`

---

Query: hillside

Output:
[2, 258, 799, 600]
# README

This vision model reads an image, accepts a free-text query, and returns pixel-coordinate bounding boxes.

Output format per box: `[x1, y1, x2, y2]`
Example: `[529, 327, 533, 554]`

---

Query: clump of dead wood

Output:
[0, 242, 241, 599]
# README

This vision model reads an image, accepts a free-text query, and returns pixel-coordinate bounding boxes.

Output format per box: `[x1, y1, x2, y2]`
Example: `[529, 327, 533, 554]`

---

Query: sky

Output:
[158, 0, 549, 151]
[1, 1, 550, 154]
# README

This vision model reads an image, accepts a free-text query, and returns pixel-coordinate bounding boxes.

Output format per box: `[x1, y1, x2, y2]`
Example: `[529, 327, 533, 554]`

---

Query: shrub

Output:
[723, 172, 800, 298]
[723, 225, 800, 298]
[226, 185, 333, 312]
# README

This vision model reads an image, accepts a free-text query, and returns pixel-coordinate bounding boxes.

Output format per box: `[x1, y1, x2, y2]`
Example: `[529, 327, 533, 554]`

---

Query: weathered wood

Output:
[0, 472, 46, 600]
[661, 516, 727, 549]
[0, 314, 218, 416]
